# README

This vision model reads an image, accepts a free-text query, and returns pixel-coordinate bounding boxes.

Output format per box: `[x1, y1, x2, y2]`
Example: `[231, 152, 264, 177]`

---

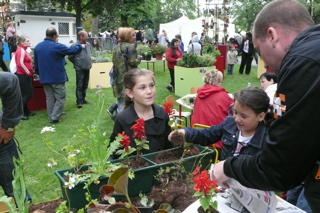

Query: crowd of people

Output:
[1, 1, 320, 212]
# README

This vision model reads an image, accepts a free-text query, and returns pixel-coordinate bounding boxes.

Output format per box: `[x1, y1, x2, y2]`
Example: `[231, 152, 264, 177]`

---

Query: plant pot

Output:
[54, 164, 109, 210]
[144, 54, 152, 61]
[142, 144, 214, 179]
[155, 53, 163, 60]
[55, 158, 158, 210]
[110, 156, 158, 197]
[137, 205, 155, 213]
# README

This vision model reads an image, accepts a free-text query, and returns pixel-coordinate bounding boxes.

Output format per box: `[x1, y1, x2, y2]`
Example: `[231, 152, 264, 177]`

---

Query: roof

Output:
[14, 11, 76, 18]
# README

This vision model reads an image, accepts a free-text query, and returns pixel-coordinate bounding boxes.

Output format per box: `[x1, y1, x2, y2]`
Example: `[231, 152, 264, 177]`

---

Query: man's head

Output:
[253, 0, 314, 72]
[191, 32, 197, 38]
[78, 30, 88, 44]
[46, 27, 59, 42]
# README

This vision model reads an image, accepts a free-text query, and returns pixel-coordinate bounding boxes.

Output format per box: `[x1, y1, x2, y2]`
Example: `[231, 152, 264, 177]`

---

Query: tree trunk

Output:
[75, 0, 82, 35]
[91, 15, 100, 37]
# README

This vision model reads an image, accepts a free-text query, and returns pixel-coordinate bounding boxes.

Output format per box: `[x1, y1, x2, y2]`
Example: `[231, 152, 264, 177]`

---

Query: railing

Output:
[87, 37, 117, 52]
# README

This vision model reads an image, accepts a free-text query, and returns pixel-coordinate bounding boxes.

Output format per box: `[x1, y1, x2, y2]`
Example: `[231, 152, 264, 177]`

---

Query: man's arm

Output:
[0, 73, 23, 144]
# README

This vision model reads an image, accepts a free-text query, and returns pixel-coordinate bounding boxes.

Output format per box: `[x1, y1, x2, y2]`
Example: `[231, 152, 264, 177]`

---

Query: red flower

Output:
[192, 166, 218, 195]
[163, 102, 174, 115]
[131, 118, 145, 140]
[118, 131, 130, 151]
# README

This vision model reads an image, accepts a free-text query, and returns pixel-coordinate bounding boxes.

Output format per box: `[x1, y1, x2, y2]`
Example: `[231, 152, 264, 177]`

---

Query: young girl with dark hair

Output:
[110, 68, 172, 155]
[169, 86, 274, 160]
[165, 38, 182, 92]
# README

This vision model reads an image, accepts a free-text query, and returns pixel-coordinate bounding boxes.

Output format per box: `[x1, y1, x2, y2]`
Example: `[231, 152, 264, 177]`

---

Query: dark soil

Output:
[28, 198, 77, 213]
[151, 145, 201, 164]
[118, 157, 150, 169]
[148, 179, 198, 212]
[170, 131, 185, 147]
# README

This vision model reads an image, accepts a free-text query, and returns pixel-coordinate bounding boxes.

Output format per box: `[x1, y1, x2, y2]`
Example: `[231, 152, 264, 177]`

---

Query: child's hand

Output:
[168, 129, 185, 141]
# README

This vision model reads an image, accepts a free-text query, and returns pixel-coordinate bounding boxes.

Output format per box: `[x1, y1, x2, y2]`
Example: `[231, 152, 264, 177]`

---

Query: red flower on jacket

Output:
[118, 131, 130, 151]
[163, 102, 174, 115]
[131, 118, 145, 140]
[192, 166, 218, 195]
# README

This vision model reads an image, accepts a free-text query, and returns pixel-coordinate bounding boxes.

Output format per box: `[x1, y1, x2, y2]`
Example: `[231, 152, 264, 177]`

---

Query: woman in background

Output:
[15, 36, 36, 120]
[191, 69, 233, 159]
[91, 38, 100, 51]
[165, 38, 182, 92]
[238, 32, 254, 75]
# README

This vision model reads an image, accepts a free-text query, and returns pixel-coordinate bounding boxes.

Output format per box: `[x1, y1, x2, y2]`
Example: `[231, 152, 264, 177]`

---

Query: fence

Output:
[87, 37, 117, 52]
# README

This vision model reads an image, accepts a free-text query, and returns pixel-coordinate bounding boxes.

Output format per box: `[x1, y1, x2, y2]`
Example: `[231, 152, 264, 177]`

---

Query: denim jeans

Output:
[228, 64, 234, 75]
[287, 185, 312, 213]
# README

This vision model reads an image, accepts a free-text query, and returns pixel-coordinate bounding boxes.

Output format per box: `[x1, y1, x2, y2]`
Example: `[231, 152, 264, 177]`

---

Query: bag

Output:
[9, 54, 17, 74]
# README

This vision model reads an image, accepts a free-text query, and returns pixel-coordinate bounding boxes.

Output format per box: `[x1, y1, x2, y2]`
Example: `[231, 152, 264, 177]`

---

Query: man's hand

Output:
[212, 160, 231, 188]
[0, 126, 15, 144]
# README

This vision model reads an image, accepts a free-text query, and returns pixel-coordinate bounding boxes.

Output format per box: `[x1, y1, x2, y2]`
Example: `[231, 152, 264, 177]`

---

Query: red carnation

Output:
[192, 166, 218, 195]
[131, 118, 145, 140]
[163, 102, 174, 115]
[118, 131, 130, 151]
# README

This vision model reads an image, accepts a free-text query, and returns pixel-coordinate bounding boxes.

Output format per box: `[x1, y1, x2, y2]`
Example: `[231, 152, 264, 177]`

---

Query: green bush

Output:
[177, 53, 215, 68]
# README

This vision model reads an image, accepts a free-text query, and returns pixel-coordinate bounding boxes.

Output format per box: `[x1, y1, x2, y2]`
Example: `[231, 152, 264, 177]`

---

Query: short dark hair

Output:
[260, 72, 277, 83]
[46, 27, 58, 38]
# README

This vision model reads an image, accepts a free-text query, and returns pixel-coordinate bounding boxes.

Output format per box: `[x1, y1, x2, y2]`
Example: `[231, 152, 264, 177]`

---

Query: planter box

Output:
[109, 157, 158, 197]
[55, 158, 158, 210]
[88, 62, 112, 89]
[142, 144, 214, 177]
[174, 66, 215, 97]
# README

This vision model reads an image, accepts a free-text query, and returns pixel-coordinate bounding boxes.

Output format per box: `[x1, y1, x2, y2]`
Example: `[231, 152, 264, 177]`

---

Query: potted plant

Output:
[174, 53, 216, 97]
[141, 47, 152, 61]
[150, 44, 166, 60]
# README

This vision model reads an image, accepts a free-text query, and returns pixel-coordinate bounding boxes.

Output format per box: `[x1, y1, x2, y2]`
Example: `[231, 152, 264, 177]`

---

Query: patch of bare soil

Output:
[151, 145, 201, 164]
[28, 198, 77, 213]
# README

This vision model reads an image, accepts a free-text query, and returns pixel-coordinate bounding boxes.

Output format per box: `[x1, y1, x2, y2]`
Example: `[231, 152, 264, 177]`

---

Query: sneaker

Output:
[49, 119, 61, 123]
[83, 100, 92, 104]
[21, 116, 28, 120]
[27, 112, 37, 116]
[166, 85, 174, 92]
[77, 104, 83, 108]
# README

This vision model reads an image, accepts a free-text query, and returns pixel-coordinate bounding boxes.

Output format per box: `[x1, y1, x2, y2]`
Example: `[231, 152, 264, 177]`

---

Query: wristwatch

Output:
[0, 126, 15, 132]
[7, 127, 15, 132]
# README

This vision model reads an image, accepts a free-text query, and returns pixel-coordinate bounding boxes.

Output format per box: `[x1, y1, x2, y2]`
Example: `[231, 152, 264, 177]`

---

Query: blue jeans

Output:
[0, 139, 32, 202]
[228, 64, 234, 75]
[287, 185, 312, 213]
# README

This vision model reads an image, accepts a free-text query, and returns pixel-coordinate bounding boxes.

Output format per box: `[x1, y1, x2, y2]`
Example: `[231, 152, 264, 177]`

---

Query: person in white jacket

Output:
[227, 45, 238, 75]
[187, 35, 201, 55]
[260, 72, 277, 104]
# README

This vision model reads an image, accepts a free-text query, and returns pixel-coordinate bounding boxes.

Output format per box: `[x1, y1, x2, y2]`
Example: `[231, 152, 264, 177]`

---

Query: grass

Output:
[0, 60, 260, 204]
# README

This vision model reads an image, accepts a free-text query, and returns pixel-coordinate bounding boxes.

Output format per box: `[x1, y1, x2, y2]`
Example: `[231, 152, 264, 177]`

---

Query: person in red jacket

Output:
[165, 38, 182, 92]
[191, 69, 233, 158]
[14, 36, 35, 120]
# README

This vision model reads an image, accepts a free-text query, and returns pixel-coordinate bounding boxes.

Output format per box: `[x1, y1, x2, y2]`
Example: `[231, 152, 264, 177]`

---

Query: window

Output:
[58, 22, 69, 35]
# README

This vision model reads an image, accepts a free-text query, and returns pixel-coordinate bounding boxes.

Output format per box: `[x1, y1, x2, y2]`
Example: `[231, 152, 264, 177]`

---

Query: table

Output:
[141, 58, 166, 74]
[176, 94, 197, 126]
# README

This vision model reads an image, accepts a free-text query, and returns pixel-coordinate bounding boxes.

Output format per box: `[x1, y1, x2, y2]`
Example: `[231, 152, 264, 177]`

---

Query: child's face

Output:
[126, 75, 155, 107]
[260, 76, 274, 91]
[233, 100, 265, 136]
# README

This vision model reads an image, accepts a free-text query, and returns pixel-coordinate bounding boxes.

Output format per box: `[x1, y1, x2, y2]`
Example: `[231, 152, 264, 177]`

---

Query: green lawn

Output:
[0, 60, 261, 204]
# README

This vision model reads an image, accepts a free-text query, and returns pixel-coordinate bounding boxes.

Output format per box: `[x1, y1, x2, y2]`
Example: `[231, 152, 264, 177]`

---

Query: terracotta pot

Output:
[155, 53, 163, 60]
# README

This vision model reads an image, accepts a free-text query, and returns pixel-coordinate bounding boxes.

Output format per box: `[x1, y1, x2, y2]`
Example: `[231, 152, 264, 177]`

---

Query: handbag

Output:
[9, 54, 17, 74]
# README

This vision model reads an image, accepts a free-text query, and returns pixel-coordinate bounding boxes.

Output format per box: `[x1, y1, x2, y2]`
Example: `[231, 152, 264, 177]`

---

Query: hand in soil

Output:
[170, 131, 185, 147]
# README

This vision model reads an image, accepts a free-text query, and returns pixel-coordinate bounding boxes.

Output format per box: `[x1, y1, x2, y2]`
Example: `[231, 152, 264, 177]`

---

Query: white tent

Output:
[159, 16, 236, 51]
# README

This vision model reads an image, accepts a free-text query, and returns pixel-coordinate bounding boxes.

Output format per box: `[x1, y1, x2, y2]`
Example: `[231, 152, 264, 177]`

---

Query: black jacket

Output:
[110, 103, 172, 155]
[224, 25, 320, 211]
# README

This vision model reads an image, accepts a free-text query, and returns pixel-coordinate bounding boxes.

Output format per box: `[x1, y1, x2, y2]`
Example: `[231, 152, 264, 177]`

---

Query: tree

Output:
[229, 0, 271, 32]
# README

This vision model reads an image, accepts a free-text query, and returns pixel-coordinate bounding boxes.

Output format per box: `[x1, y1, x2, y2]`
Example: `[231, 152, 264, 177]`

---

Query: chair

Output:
[192, 123, 220, 164]
[190, 87, 199, 94]
[165, 95, 191, 127]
